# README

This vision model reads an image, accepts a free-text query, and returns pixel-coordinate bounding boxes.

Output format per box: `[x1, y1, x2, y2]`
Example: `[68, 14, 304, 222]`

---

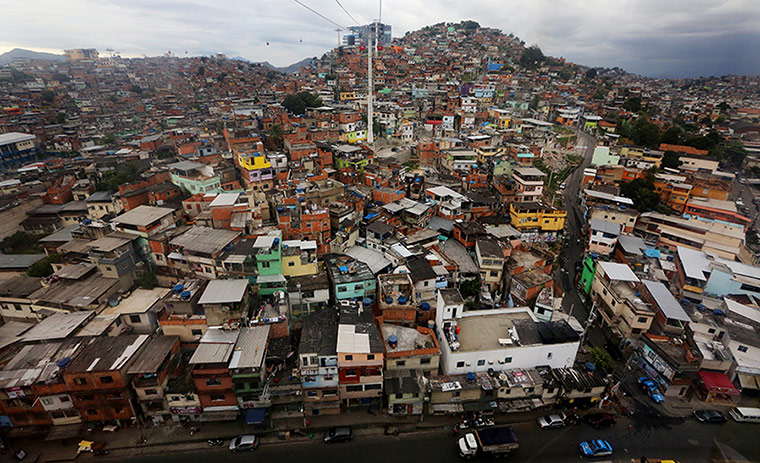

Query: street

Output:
[115, 418, 760, 463]
[557, 130, 596, 325]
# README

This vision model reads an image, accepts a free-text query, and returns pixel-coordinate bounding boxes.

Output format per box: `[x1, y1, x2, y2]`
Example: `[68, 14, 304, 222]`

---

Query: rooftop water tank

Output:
[173, 283, 184, 293]
[421, 302, 431, 311]
[385, 297, 393, 304]
[362, 297, 372, 307]
[398, 296, 408, 304]
[388, 334, 398, 349]
[466, 372, 476, 382]
[56, 357, 71, 368]
[180, 290, 192, 300]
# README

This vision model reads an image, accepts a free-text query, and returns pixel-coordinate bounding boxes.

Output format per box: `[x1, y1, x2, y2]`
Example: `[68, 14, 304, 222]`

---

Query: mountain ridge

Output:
[0, 48, 67, 65]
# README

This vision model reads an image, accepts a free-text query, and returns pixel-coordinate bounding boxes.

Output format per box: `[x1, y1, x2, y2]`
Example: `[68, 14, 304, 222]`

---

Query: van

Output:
[728, 407, 760, 423]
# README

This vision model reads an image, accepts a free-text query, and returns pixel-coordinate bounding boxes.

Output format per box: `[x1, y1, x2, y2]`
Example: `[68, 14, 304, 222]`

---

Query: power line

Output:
[294, 0, 347, 31]
[335, 0, 361, 25]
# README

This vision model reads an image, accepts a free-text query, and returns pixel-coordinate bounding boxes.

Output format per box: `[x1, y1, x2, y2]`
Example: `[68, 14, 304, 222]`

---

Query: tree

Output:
[460, 20, 480, 30]
[589, 347, 613, 373]
[53, 72, 69, 82]
[519, 45, 545, 69]
[197, 66, 205, 76]
[622, 97, 641, 112]
[262, 124, 284, 151]
[56, 113, 67, 124]
[42, 90, 55, 103]
[282, 91, 323, 115]
[717, 101, 730, 112]
[585, 68, 597, 79]
[661, 151, 681, 169]
[661, 126, 682, 145]
[629, 118, 661, 147]
[137, 270, 157, 289]
[460, 278, 482, 299]
[620, 175, 660, 212]
[130, 84, 142, 94]
[102, 133, 117, 145]
[27, 254, 60, 278]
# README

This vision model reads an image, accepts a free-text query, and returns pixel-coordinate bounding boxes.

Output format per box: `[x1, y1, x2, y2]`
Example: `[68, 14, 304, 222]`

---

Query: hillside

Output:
[0, 48, 67, 65]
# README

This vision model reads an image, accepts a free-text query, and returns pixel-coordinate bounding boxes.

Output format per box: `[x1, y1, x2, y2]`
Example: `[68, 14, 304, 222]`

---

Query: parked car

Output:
[693, 409, 727, 424]
[537, 412, 567, 429]
[560, 182, 567, 190]
[229, 435, 258, 452]
[323, 426, 352, 443]
[579, 439, 613, 457]
[638, 377, 665, 403]
[584, 412, 617, 429]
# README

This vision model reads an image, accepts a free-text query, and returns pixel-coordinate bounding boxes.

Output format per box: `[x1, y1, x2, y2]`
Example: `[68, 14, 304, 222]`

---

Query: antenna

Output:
[335, 28, 342, 48]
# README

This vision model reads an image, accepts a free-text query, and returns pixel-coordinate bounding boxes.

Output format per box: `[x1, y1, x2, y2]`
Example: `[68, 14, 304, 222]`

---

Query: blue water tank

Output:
[362, 297, 372, 307]
[82, 218, 92, 225]
[173, 283, 184, 293]
[466, 372, 476, 382]
[385, 297, 393, 304]
[56, 357, 71, 368]
[421, 302, 431, 311]
[180, 290, 191, 300]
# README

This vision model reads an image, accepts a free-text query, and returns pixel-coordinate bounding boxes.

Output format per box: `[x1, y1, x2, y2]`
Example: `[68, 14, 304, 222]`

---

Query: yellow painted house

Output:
[282, 240, 318, 277]
[340, 91, 356, 101]
[510, 202, 567, 232]
[237, 151, 271, 171]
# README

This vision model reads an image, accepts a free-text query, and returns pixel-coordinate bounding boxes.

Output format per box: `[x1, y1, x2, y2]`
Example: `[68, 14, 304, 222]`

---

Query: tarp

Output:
[245, 408, 267, 425]
[698, 371, 741, 395]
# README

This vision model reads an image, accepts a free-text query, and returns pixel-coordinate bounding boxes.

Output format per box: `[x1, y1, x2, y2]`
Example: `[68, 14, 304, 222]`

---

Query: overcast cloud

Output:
[1, 0, 758, 77]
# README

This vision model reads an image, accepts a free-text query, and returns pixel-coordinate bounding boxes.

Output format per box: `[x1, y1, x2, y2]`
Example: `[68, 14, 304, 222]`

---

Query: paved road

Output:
[117, 418, 760, 463]
[557, 130, 596, 324]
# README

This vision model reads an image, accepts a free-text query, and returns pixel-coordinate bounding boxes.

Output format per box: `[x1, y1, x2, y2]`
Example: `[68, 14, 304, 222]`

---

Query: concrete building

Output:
[299, 308, 340, 416]
[336, 301, 384, 407]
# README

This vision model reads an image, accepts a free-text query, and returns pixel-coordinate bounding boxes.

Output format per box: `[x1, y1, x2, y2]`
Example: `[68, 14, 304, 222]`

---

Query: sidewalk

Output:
[8, 407, 558, 462]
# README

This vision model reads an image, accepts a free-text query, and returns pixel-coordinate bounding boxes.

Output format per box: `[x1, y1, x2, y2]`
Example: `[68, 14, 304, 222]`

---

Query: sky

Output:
[1, 0, 759, 78]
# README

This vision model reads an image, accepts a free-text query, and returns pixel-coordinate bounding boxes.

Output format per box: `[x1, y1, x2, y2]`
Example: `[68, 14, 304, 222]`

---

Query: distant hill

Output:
[233, 56, 313, 75]
[0, 48, 66, 65]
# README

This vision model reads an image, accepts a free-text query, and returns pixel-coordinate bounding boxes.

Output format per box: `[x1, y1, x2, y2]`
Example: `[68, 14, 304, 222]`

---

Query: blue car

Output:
[579, 439, 613, 457]
[638, 377, 664, 403]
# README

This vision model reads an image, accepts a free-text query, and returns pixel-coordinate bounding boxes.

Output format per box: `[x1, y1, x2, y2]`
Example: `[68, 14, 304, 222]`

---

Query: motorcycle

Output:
[207, 439, 224, 447]
[474, 417, 495, 429]
[189, 425, 199, 436]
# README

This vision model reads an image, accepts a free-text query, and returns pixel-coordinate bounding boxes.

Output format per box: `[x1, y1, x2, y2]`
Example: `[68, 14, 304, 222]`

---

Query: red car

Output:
[583, 412, 617, 429]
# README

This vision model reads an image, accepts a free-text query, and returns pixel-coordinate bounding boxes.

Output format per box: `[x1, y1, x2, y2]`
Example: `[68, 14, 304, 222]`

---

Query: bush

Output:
[589, 347, 613, 372]
[137, 271, 157, 289]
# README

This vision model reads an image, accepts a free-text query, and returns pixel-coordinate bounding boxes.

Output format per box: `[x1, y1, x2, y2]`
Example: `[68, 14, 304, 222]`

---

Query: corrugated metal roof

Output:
[198, 279, 248, 305]
[229, 326, 270, 369]
[642, 280, 691, 323]
[189, 343, 234, 364]
[598, 262, 639, 282]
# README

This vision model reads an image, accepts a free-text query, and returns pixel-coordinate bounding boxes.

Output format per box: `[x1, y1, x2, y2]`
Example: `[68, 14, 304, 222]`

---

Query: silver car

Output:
[538, 412, 567, 429]
[229, 434, 258, 452]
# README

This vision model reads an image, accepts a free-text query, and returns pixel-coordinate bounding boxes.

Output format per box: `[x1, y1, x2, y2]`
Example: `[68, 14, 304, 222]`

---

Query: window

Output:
[99, 376, 114, 384]
[367, 354, 375, 360]
[345, 355, 353, 361]
[504, 357, 512, 363]
[547, 352, 553, 359]
[365, 384, 381, 391]
[145, 389, 157, 396]
[490, 270, 499, 277]
[395, 393, 404, 399]
[477, 359, 485, 366]
[456, 361, 465, 368]
[346, 385, 362, 392]
[423, 280, 429, 287]
[210, 394, 225, 402]
[338, 286, 348, 293]
[345, 369, 357, 377]
[396, 360, 406, 367]
[79, 395, 95, 401]
[354, 284, 363, 291]
[307, 391, 318, 397]
[637, 317, 648, 323]
[288, 261, 295, 266]
[87, 409, 98, 416]
[191, 329, 203, 336]
[112, 407, 124, 414]
[41, 398, 53, 406]
[73, 378, 87, 386]
[261, 261, 271, 268]
[59, 396, 70, 403]
[206, 378, 222, 386]
[129, 315, 141, 323]
[738, 345, 749, 353]
[420, 358, 431, 365]
[170, 396, 180, 401]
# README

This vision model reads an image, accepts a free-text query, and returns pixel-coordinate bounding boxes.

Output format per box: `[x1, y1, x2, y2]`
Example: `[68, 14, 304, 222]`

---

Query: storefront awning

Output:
[245, 407, 267, 425]
[737, 373, 760, 390]
[698, 371, 741, 395]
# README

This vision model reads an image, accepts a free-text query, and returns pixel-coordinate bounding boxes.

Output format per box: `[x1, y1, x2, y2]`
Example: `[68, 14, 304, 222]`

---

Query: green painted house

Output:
[253, 231, 286, 296]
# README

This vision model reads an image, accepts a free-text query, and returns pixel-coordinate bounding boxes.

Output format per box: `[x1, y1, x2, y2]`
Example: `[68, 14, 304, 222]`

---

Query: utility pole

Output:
[335, 28, 342, 48]
[367, 20, 374, 145]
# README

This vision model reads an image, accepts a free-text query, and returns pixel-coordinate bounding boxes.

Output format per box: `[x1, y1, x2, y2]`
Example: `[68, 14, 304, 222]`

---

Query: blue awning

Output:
[245, 408, 267, 425]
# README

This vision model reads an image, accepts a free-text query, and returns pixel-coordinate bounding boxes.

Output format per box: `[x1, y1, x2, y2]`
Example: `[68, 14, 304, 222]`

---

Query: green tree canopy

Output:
[661, 126, 682, 145]
[661, 151, 681, 170]
[622, 97, 642, 112]
[620, 175, 660, 212]
[282, 91, 323, 115]
[519, 45, 545, 69]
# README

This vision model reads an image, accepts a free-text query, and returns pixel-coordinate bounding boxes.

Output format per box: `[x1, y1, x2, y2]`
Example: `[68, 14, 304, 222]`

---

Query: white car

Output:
[229, 435, 258, 452]
[560, 182, 567, 190]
